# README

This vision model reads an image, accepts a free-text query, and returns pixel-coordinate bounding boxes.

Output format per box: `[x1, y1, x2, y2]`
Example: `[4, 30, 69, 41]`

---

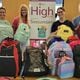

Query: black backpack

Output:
[0, 38, 22, 77]
[20, 47, 49, 76]
[73, 44, 80, 78]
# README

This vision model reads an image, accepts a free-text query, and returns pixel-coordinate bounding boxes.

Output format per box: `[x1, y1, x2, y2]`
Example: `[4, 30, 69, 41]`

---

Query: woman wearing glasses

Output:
[51, 7, 74, 33]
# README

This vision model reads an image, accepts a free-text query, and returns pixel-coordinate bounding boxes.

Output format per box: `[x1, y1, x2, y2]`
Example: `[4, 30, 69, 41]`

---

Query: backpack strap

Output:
[13, 44, 19, 76]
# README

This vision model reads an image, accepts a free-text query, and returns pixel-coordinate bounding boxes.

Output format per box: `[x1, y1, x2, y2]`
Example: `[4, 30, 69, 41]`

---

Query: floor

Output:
[13, 75, 80, 80]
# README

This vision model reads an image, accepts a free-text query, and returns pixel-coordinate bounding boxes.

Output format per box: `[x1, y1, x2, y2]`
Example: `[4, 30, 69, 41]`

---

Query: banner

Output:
[29, 0, 55, 39]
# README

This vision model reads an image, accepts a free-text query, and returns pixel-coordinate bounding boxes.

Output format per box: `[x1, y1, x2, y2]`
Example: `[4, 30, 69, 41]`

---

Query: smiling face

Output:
[0, 8, 6, 20]
[21, 6, 28, 17]
[57, 7, 65, 20]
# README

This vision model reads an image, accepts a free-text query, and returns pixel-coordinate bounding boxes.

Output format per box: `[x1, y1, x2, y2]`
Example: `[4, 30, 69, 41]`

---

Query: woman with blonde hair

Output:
[13, 4, 30, 61]
[12, 4, 29, 34]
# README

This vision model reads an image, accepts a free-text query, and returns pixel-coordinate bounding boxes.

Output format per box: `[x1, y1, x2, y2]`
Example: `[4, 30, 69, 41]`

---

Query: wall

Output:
[64, 0, 80, 21]
[3, 0, 80, 22]
[2, 0, 29, 23]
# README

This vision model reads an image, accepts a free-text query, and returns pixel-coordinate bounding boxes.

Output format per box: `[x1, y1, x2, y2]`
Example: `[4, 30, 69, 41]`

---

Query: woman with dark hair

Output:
[51, 7, 74, 33]
[0, 7, 13, 43]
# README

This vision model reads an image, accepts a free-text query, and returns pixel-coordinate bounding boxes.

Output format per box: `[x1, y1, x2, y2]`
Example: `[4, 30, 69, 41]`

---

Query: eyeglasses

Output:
[57, 11, 63, 13]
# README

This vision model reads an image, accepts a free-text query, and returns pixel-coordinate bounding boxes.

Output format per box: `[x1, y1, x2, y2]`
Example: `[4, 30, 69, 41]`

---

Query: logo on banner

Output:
[38, 26, 46, 38]
[29, 0, 55, 39]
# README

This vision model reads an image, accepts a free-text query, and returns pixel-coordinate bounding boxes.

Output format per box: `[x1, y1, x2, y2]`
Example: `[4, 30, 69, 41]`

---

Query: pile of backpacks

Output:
[47, 24, 80, 78]
[0, 22, 80, 80]
[0, 22, 50, 79]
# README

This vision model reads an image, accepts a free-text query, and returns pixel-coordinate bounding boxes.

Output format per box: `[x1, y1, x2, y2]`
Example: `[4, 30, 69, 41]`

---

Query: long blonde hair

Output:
[19, 4, 29, 24]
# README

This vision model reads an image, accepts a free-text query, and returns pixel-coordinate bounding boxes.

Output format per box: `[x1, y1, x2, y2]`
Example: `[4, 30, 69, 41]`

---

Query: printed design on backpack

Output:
[28, 48, 45, 72]
[49, 41, 73, 58]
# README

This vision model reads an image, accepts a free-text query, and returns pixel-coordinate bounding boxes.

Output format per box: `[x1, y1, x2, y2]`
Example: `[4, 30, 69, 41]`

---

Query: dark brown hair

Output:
[57, 7, 65, 12]
[0, 7, 6, 12]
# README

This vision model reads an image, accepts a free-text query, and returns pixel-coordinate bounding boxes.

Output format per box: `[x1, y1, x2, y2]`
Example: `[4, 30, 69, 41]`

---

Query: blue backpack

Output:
[48, 41, 73, 75]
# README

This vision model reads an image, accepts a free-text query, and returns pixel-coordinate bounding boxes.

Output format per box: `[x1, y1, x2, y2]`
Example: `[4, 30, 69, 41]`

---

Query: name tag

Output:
[34, 68, 40, 72]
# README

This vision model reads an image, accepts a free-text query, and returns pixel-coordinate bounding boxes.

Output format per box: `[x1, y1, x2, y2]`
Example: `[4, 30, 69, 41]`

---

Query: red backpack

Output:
[69, 40, 80, 49]
[0, 77, 11, 80]
[0, 38, 22, 76]
[67, 35, 79, 43]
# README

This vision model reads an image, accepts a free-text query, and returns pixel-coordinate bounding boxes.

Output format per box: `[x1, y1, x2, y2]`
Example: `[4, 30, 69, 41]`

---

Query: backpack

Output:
[0, 38, 22, 76]
[49, 41, 73, 58]
[0, 77, 11, 80]
[47, 36, 64, 48]
[0, 20, 13, 43]
[14, 23, 30, 45]
[48, 41, 73, 75]
[20, 47, 49, 76]
[67, 35, 79, 43]
[70, 40, 80, 77]
[56, 25, 73, 41]
[69, 39, 80, 50]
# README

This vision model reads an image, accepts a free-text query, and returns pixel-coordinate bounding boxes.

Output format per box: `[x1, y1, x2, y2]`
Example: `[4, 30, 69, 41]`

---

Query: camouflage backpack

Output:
[20, 47, 49, 76]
